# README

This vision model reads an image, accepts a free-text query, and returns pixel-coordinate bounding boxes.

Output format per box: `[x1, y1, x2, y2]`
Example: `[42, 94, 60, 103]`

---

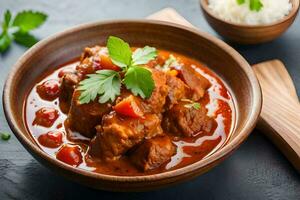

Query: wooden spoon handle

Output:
[148, 9, 300, 172]
[253, 60, 300, 171]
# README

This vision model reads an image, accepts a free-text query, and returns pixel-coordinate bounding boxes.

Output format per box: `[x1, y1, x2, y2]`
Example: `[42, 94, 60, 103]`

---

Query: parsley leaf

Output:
[0, 9, 47, 53]
[132, 46, 157, 65]
[13, 31, 38, 47]
[12, 11, 47, 33]
[124, 66, 154, 99]
[250, 0, 263, 11]
[107, 36, 132, 68]
[2, 10, 11, 31]
[78, 70, 121, 104]
[0, 33, 11, 53]
[79, 36, 157, 104]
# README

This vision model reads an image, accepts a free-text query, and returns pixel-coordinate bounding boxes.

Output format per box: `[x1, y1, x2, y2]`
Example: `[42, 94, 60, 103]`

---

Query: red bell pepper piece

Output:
[114, 95, 144, 118]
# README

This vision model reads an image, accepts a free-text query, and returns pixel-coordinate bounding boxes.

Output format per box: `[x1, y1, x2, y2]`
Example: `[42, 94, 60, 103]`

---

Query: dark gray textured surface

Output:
[0, 0, 299, 199]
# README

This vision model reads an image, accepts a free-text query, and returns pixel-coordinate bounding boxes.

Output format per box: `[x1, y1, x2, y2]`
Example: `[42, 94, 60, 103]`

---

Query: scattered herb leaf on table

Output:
[0, 10, 48, 53]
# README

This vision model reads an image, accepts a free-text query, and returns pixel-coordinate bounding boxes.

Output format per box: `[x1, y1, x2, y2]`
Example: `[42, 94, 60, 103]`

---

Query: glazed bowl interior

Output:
[3, 20, 261, 191]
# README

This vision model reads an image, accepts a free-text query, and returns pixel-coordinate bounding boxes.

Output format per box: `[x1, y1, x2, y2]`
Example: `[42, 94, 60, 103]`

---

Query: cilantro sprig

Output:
[78, 36, 157, 104]
[0, 10, 47, 53]
[236, 0, 263, 12]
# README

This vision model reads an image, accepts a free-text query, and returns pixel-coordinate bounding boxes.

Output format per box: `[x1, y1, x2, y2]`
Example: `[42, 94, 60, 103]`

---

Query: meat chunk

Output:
[66, 90, 110, 138]
[77, 46, 119, 77]
[59, 72, 80, 113]
[179, 65, 210, 101]
[76, 46, 102, 76]
[129, 136, 176, 171]
[80, 46, 102, 61]
[141, 69, 169, 113]
[163, 101, 216, 137]
[165, 74, 189, 109]
[89, 112, 163, 160]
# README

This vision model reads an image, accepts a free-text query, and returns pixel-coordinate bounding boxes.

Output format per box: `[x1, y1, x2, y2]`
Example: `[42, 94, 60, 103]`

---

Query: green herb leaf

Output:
[0, 33, 11, 53]
[12, 10, 47, 32]
[250, 0, 263, 11]
[161, 54, 180, 71]
[1, 132, 11, 141]
[107, 36, 132, 68]
[0, 9, 47, 53]
[124, 66, 155, 99]
[2, 10, 12, 31]
[78, 70, 121, 104]
[132, 46, 157, 65]
[237, 0, 263, 11]
[184, 102, 201, 110]
[13, 31, 38, 47]
[78, 36, 156, 104]
[236, 0, 245, 5]
[181, 99, 201, 110]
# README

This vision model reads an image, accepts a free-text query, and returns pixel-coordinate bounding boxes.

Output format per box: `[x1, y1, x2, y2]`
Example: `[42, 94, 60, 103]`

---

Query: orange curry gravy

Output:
[24, 50, 235, 176]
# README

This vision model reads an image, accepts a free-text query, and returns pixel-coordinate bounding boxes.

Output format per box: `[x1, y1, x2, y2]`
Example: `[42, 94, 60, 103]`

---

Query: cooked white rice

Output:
[208, 0, 292, 25]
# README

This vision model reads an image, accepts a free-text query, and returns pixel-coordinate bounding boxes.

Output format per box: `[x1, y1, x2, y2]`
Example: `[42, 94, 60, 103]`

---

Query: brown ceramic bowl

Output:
[3, 20, 261, 191]
[200, 0, 300, 44]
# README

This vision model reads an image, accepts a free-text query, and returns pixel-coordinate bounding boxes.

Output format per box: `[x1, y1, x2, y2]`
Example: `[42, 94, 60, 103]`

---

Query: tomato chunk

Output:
[33, 107, 59, 127]
[93, 54, 120, 71]
[114, 95, 144, 118]
[36, 80, 60, 101]
[38, 131, 63, 148]
[56, 145, 83, 166]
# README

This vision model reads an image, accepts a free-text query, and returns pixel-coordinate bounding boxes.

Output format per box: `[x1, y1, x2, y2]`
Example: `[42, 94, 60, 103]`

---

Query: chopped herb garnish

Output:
[1, 132, 11, 141]
[182, 99, 201, 110]
[250, 0, 263, 11]
[161, 54, 180, 71]
[0, 10, 47, 53]
[184, 102, 201, 110]
[78, 36, 157, 104]
[236, 0, 263, 12]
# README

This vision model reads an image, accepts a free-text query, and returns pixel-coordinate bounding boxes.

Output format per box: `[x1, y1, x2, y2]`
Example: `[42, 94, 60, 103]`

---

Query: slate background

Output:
[0, 0, 299, 199]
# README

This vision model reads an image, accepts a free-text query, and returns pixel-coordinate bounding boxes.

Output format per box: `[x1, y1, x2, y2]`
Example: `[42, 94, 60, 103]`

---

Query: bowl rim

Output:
[3, 19, 262, 182]
[200, 0, 300, 28]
